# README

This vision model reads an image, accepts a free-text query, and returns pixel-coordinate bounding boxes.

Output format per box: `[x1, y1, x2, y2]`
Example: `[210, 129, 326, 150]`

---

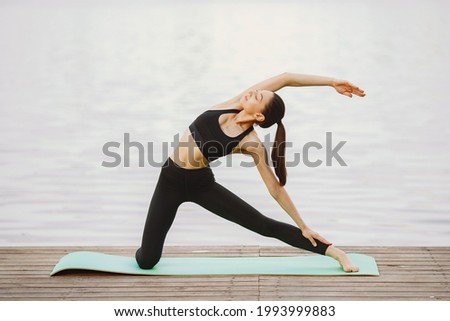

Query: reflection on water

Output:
[0, 0, 449, 246]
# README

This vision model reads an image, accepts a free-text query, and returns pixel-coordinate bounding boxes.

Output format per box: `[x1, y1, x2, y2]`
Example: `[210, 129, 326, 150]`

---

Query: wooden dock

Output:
[0, 246, 449, 300]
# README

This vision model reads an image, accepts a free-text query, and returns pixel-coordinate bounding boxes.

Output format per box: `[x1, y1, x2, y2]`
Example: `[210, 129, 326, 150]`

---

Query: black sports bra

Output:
[188, 109, 254, 162]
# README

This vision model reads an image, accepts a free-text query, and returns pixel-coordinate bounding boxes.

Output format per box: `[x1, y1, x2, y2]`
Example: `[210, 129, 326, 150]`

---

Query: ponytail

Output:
[258, 92, 287, 186]
[271, 121, 287, 186]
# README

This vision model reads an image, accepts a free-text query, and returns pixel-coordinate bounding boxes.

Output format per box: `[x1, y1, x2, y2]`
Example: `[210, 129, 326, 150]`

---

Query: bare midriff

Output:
[169, 128, 209, 169]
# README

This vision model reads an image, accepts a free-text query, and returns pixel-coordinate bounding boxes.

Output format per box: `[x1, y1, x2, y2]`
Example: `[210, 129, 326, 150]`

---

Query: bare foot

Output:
[325, 245, 360, 272]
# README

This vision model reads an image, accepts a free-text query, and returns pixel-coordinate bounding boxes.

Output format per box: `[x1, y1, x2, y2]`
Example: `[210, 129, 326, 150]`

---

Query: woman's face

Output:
[240, 89, 274, 115]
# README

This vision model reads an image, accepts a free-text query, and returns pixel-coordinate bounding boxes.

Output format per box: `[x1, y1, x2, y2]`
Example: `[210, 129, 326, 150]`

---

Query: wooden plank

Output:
[3, 250, 443, 257]
[1, 259, 448, 267]
[0, 296, 259, 301]
[0, 246, 260, 255]
[258, 279, 450, 285]
[259, 296, 449, 301]
[1, 287, 258, 295]
[259, 246, 450, 254]
[1, 245, 446, 253]
[0, 276, 257, 283]
[259, 277, 449, 283]
[4, 285, 447, 294]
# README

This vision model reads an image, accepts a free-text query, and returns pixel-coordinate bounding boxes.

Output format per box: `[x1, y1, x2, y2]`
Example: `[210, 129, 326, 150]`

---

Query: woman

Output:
[136, 72, 365, 272]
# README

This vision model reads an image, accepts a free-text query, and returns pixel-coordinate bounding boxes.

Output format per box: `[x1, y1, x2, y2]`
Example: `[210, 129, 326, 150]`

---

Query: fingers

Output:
[339, 82, 365, 98]
[343, 88, 365, 98]
[353, 87, 365, 97]
[350, 83, 365, 97]
[310, 233, 332, 247]
[316, 234, 332, 245]
[303, 229, 330, 247]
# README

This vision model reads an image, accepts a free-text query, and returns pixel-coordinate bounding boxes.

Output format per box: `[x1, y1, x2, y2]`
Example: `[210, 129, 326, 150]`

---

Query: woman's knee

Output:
[135, 247, 160, 269]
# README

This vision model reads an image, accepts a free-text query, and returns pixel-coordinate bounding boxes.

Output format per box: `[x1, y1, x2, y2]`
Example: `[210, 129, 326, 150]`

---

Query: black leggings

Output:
[135, 157, 331, 269]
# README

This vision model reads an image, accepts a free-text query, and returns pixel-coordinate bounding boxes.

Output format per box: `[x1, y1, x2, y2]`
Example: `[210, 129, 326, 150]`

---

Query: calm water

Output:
[1, 0, 449, 247]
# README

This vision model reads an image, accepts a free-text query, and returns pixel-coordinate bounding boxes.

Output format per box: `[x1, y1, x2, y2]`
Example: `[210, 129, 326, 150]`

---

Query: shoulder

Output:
[236, 130, 265, 156]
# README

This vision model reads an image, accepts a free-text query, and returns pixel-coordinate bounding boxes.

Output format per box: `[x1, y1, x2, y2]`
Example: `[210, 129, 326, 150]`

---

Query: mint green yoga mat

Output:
[50, 251, 379, 276]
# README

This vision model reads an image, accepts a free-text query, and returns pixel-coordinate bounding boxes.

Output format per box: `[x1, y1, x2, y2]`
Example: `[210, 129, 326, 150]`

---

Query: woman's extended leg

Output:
[192, 182, 359, 272]
[191, 181, 331, 255]
[325, 245, 359, 272]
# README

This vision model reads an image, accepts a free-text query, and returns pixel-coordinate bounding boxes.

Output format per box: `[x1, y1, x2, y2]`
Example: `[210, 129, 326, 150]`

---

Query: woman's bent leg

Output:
[192, 182, 331, 255]
[135, 175, 184, 269]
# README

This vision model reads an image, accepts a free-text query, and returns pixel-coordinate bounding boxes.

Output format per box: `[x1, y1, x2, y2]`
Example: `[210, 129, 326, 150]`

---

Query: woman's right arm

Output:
[216, 72, 364, 107]
[284, 72, 365, 98]
[216, 72, 289, 107]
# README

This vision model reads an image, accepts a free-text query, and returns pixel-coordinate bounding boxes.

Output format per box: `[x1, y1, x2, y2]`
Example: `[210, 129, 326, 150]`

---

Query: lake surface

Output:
[1, 0, 449, 247]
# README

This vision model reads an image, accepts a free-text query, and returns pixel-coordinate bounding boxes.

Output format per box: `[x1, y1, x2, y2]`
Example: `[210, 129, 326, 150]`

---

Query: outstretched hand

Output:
[302, 226, 332, 247]
[332, 79, 365, 98]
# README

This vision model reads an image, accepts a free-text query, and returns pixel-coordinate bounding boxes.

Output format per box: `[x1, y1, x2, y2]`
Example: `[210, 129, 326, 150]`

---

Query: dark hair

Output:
[258, 93, 287, 186]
